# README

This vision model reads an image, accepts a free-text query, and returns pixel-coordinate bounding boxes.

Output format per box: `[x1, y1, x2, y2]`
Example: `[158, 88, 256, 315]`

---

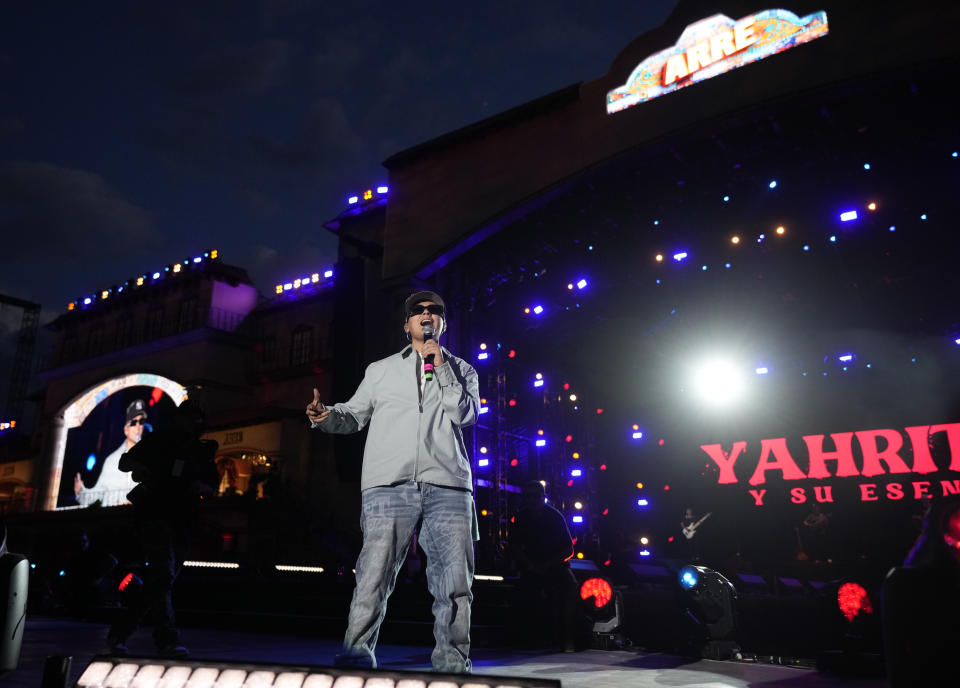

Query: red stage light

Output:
[580, 577, 613, 608]
[509, 399, 517, 406]
[508, 349, 516, 358]
[118, 573, 134, 591]
[596, 408, 604, 414]
[510, 458, 518, 466]
[668, 536, 675, 543]
[658, 438, 665, 445]
[602, 508, 609, 515]
[837, 582, 873, 621]
[603, 560, 611, 567]
[600, 464, 607, 470]
[567, 479, 574, 486]
[565, 435, 573, 443]
[664, 484, 670, 490]
[151, 387, 164, 406]
[563, 383, 570, 390]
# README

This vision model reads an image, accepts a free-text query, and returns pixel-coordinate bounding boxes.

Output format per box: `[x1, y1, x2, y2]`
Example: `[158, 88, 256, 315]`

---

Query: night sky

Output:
[1, 0, 677, 329]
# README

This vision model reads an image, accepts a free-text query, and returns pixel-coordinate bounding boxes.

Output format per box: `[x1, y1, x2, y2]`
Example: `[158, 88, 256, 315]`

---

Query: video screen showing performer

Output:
[59, 387, 180, 508]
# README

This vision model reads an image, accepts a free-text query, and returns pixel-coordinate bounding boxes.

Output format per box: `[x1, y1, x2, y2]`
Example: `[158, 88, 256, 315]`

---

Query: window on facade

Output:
[144, 307, 164, 340]
[262, 335, 277, 368]
[87, 326, 104, 358]
[178, 297, 198, 332]
[291, 326, 313, 366]
[115, 316, 133, 350]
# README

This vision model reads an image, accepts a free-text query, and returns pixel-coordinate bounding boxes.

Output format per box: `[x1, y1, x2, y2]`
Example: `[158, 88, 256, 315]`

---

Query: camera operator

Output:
[105, 397, 219, 658]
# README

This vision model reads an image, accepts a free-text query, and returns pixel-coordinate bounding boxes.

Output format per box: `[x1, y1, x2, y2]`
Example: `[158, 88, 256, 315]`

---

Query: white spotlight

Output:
[692, 359, 746, 407]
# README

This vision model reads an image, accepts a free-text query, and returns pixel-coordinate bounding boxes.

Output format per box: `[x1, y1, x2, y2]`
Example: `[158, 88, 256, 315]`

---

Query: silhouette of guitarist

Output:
[681, 507, 711, 561]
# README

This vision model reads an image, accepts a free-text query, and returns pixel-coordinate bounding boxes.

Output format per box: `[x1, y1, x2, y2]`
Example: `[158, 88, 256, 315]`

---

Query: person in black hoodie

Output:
[882, 495, 960, 686]
[106, 397, 219, 657]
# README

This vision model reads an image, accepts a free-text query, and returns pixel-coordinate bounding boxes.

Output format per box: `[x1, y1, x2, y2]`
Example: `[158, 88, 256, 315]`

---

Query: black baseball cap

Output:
[404, 291, 445, 317]
[126, 399, 148, 421]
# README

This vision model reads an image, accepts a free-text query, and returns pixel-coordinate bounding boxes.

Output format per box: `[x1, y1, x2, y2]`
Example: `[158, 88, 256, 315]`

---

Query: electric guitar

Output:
[682, 512, 712, 540]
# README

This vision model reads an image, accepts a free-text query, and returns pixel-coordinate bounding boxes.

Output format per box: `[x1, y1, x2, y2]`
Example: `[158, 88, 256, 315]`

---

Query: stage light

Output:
[571, 469, 582, 477]
[376, 185, 388, 194]
[673, 252, 688, 261]
[640, 537, 649, 545]
[803, 244, 810, 251]
[768, 180, 777, 188]
[86, 454, 97, 470]
[829, 235, 837, 242]
[572, 515, 584, 524]
[479, 406, 489, 414]
[479, 446, 488, 454]
[867, 202, 877, 211]
[479, 342, 487, 350]
[632, 431, 643, 439]
[757, 234, 765, 243]
[580, 578, 613, 608]
[574, 501, 583, 509]
[637, 499, 649, 507]
[692, 358, 746, 407]
[511, 459, 519, 466]
[863, 163, 871, 170]
[173, 263, 182, 273]
[837, 582, 873, 622]
[363, 189, 373, 200]
[776, 226, 785, 235]
[509, 399, 517, 406]
[537, 428, 544, 435]
[889, 225, 896, 232]
[274, 285, 283, 294]
[576, 278, 588, 290]
[210, 249, 218, 259]
[568, 283, 574, 290]
[639, 550, 651, 557]
[477, 459, 489, 468]
[655, 254, 663, 262]
[283, 283, 293, 291]
[524, 307, 530, 314]
[600, 464, 607, 471]
[293, 279, 301, 289]
[840, 210, 858, 222]
[722, 195, 730, 202]
[680, 567, 699, 588]
[101, 290, 109, 299]
[920, 213, 927, 220]
[955, 338, 960, 345]
[323, 269, 334, 278]
[183, 561, 240, 569]
[137, 276, 145, 286]
[701, 265, 708, 271]
[569, 394, 577, 401]
[480, 509, 488, 516]
[533, 379, 544, 388]
[535, 439, 546, 447]
[838, 353, 854, 362]
[275, 565, 324, 573]
[954, 151, 959, 157]
[730, 235, 740, 244]
[508, 349, 516, 357]
[725, 263, 731, 268]
[755, 366, 769, 375]
[477, 352, 488, 360]
[193, 256, 202, 263]
[533, 305, 544, 314]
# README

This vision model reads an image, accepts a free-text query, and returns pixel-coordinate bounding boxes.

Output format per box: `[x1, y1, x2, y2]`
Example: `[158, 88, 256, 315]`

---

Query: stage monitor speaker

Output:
[73, 656, 562, 688]
[0, 518, 29, 673]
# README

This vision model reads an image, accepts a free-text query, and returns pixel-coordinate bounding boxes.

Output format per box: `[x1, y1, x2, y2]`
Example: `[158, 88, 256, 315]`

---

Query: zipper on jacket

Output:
[415, 351, 423, 413]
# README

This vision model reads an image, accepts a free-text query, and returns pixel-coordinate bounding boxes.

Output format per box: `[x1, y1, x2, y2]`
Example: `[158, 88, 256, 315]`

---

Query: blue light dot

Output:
[829, 235, 837, 242]
[86, 454, 97, 471]
[588, 245, 594, 251]
[803, 245, 810, 251]
[653, 220, 659, 226]
[722, 195, 730, 202]
[866, 364, 872, 368]
[889, 225, 896, 232]
[802, 372, 807, 376]
[768, 180, 777, 189]
[701, 265, 708, 271]
[655, 279, 661, 285]
[863, 163, 871, 170]
[953, 151, 958, 158]
[911, 357, 917, 362]
[725, 263, 731, 268]
[920, 214, 927, 220]
[59, 570, 66, 577]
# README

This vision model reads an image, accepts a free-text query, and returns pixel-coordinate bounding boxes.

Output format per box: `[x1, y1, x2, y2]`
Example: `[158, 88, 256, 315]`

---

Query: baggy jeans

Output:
[337, 480, 475, 672]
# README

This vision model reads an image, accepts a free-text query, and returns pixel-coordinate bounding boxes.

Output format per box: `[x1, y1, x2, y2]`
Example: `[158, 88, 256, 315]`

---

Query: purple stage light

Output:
[376, 186, 389, 194]
[768, 180, 778, 188]
[533, 305, 544, 314]
[840, 210, 858, 222]
[572, 515, 583, 524]
[673, 252, 688, 261]
[571, 469, 582, 477]
[756, 367, 769, 375]
[535, 439, 546, 447]
[478, 458, 489, 467]
[576, 278, 587, 290]
[637, 498, 649, 507]
[477, 352, 488, 360]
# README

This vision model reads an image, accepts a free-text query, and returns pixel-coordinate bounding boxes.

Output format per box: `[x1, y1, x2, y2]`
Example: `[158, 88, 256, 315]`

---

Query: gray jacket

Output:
[313, 345, 480, 491]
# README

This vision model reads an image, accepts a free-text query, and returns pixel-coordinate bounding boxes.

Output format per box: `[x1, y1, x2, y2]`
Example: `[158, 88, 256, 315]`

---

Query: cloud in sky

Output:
[0, 161, 160, 261]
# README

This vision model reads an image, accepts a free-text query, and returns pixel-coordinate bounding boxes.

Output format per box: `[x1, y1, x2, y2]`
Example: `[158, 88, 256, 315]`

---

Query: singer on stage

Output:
[305, 290, 480, 673]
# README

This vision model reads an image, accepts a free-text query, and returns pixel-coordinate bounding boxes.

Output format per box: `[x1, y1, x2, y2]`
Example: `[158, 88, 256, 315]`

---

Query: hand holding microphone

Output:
[421, 325, 444, 381]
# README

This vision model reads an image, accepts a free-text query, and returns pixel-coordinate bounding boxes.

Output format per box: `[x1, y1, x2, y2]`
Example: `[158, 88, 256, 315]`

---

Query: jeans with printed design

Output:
[336, 480, 475, 673]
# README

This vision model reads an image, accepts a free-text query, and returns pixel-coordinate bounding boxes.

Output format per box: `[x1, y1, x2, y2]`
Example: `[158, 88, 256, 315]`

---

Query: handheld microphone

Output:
[422, 324, 435, 381]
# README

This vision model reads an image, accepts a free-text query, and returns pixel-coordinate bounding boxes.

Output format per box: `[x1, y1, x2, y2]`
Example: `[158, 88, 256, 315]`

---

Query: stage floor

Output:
[11, 618, 886, 688]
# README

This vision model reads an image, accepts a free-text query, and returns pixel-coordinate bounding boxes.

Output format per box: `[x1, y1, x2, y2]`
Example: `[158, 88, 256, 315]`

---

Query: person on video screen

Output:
[74, 399, 147, 507]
